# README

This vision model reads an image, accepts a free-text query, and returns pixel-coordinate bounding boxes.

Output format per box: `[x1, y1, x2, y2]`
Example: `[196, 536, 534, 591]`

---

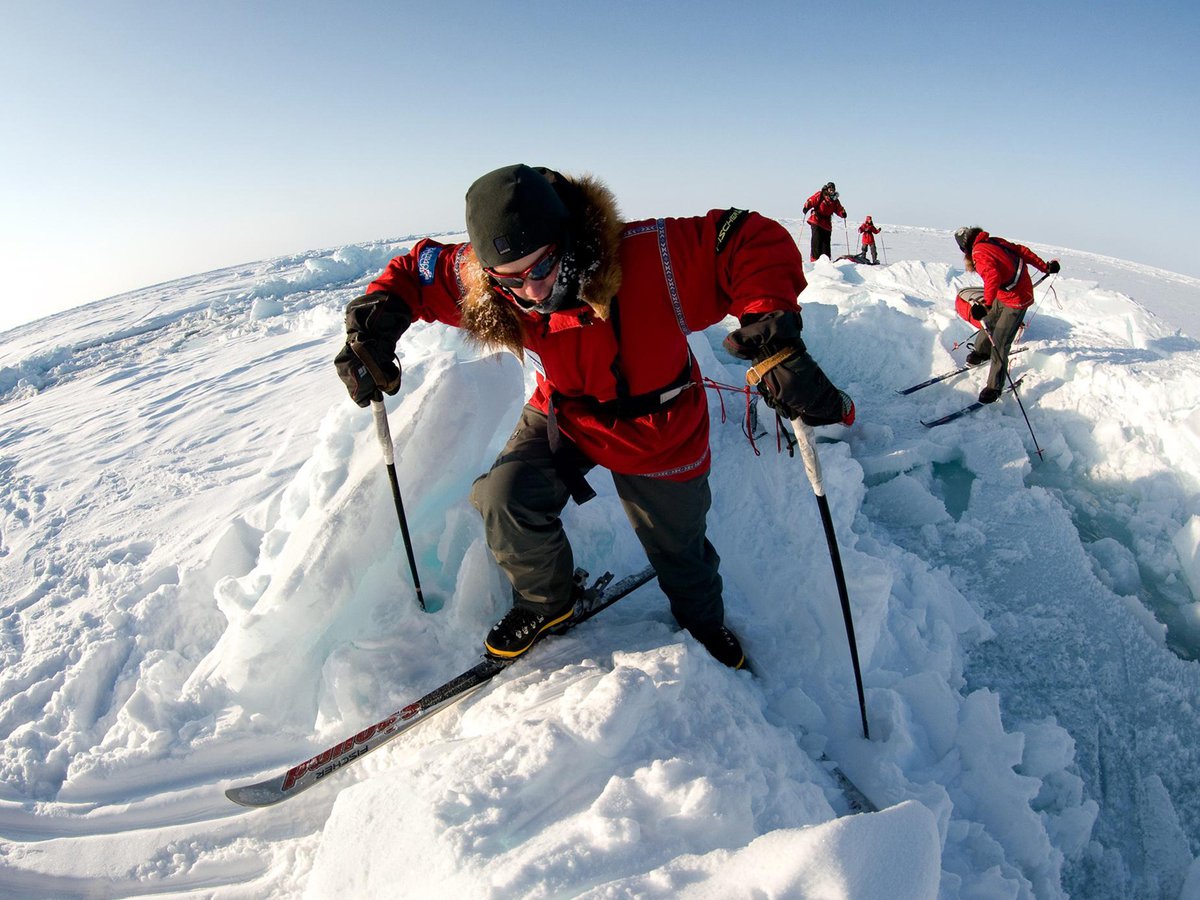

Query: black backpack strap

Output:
[984, 238, 1027, 291]
[715, 208, 750, 254]
[608, 293, 633, 401]
[595, 293, 694, 419]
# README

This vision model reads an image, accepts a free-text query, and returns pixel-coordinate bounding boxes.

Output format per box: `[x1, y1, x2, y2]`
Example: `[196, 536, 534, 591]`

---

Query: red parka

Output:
[805, 190, 847, 232]
[364, 177, 806, 480]
[967, 231, 1050, 310]
[859, 218, 880, 246]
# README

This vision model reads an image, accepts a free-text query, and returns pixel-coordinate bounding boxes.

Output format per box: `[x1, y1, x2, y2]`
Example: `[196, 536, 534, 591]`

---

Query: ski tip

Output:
[225, 782, 286, 808]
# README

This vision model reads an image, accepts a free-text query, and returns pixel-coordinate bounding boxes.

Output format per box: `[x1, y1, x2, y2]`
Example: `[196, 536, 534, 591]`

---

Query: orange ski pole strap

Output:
[745, 348, 799, 386]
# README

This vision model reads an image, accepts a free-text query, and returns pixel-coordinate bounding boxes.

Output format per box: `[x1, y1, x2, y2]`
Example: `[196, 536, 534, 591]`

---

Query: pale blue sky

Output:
[2, 1, 1197, 333]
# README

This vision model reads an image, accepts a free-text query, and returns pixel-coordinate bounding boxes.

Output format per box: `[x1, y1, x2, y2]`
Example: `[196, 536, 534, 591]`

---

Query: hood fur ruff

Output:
[458, 173, 624, 358]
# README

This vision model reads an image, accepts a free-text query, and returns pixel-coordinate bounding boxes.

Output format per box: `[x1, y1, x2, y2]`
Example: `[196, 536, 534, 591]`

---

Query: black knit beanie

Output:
[465, 164, 569, 268]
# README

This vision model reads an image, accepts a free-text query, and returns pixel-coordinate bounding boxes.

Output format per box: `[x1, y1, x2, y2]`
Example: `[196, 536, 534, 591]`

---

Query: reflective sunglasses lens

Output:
[527, 249, 559, 281]
[487, 245, 559, 289]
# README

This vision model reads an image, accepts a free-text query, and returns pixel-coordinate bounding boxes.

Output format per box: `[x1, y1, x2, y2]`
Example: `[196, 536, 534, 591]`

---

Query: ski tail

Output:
[574, 566, 656, 623]
[821, 755, 879, 814]
[896, 363, 969, 395]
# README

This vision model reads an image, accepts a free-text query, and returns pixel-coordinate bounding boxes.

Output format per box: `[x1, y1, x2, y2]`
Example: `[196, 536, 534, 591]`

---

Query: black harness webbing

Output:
[984, 238, 1027, 292]
[545, 294, 696, 504]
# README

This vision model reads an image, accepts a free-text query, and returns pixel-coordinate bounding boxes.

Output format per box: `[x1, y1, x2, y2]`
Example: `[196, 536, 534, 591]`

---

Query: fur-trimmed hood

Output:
[458, 172, 625, 357]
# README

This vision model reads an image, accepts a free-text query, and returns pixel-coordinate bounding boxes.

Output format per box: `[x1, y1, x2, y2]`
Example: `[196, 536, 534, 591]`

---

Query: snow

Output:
[1, 223, 1199, 898]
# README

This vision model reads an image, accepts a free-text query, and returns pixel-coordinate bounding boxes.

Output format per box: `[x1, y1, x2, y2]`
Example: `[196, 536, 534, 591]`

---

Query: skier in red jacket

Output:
[858, 217, 881, 264]
[335, 164, 853, 669]
[803, 182, 848, 262]
[954, 226, 1060, 403]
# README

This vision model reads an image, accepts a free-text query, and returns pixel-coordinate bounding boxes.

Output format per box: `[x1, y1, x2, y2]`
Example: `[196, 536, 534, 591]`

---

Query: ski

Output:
[921, 376, 1027, 428]
[225, 566, 658, 808]
[897, 347, 1027, 395]
[822, 756, 878, 813]
[225, 563, 882, 817]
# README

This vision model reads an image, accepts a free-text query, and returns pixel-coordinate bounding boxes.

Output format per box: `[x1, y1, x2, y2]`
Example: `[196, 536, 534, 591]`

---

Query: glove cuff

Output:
[345, 292, 414, 345]
[723, 310, 804, 361]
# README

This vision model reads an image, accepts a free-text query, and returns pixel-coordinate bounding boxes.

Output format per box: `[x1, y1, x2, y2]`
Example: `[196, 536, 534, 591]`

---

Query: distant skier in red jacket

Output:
[859, 216, 881, 264]
[954, 226, 1060, 403]
[334, 164, 853, 669]
[803, 182, 848, 262]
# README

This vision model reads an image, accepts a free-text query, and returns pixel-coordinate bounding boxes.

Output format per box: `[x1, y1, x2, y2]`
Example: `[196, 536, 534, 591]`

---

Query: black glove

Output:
[723, 311, 843, 425]
[1047, 260, 1061, 274]
[333, 293, 411, 407]
[970, 302, 989, 321]
[334, 341, 399, 407]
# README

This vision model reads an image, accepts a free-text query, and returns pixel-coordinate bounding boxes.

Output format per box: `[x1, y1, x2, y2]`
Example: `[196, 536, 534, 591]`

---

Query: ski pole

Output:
[371, 397, 429, 611]
[879, 233, 888, 265]
[789, 416, 870, 740]
[843, 218, 852, 256]
[979, 322, 1045, 461]
[1032, 270, 1059, 305]
[1021, 271, 1055, 329]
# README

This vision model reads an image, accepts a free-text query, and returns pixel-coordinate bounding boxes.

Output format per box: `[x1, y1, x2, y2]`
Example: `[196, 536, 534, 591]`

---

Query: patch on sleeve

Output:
[715, 208, 750, 254]
[418, 245, 442, 285]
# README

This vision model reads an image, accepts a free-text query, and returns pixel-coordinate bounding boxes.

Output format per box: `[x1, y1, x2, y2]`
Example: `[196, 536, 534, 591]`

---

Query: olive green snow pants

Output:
[961, 287, 1027, 392]
[469, 404, 724, 631]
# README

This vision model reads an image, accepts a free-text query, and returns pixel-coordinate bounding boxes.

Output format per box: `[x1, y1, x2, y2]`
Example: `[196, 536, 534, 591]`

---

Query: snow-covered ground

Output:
[1, 223, 1199, 898]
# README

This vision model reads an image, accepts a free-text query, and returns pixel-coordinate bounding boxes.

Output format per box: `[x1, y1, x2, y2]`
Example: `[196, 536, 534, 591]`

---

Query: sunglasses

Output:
[485, 244, 560, 289]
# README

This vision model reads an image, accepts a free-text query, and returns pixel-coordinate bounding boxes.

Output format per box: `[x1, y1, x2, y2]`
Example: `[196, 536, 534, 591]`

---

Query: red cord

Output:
[702, 376, 762, 456]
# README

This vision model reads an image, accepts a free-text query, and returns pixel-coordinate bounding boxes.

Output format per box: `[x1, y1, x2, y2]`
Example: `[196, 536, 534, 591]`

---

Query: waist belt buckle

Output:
[658, 385, 686, 405]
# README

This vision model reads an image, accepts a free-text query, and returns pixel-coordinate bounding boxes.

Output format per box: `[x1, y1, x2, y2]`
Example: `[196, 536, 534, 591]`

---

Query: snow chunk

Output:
[1172, 514, 1200, 602]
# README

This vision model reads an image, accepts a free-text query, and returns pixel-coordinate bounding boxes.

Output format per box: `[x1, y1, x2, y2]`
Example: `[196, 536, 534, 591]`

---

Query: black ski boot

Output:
[978, 386, 1002, 404]
[485, 577, 583, 660]
[965, 349, 990, 366]
[690, 623, 747, 669]
[484, 603, 574, 659]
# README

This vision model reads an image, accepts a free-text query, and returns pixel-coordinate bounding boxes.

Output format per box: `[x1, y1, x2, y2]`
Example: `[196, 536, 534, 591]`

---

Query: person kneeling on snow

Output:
[334, 164, 853, 670]
[954, 226, 1060, 404]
